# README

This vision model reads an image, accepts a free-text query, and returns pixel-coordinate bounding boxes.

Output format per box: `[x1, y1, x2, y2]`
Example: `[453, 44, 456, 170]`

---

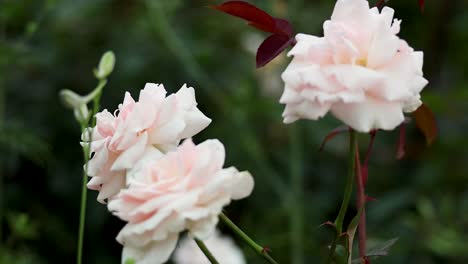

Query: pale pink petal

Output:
[331, 99, 405, 132]
[121, 233, 178, 264]
[111, 132, 148, 171]
[96, 171, 126, 203]
[230, 171, 255, 200]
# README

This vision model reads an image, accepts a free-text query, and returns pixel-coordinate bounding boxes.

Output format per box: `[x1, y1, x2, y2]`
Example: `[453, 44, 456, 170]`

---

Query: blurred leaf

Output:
[412, 104, 437, 145]
[25, 21, 38, 37]
[365, 238, 399, 257]
[256, 34, 293, 68]
[0, 122, 51, 167]
[7, 212, 38, 240]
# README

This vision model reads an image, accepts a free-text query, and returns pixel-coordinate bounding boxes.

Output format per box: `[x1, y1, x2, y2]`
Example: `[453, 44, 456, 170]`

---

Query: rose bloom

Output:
[107, 139, 254, 264]
[280, 0, 428, 132]
[173, 230, 246, 264]
[84, 83, 211, 203]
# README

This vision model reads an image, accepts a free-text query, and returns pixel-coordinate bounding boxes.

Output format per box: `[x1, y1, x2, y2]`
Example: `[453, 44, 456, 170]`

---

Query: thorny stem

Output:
[355, 131, 377, 263]
[328, 129, 357, 263]
[219, 213, 279, 264]
[194, 238, 220, 264]
[355, 141, 366, 262]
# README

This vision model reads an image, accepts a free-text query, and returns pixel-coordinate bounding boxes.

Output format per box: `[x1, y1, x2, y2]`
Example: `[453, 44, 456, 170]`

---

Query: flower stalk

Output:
[75, 51, 114, 264]
[194, 238, 220, 264]
[219, 213, 279, 264]
[354, 147, 367, 260]
[328, 129, 357, 263]
[76, 82, 104, 264]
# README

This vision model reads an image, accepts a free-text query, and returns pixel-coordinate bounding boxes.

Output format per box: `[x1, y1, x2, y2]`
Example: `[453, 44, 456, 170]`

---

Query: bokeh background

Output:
[1, 0, 467, 263]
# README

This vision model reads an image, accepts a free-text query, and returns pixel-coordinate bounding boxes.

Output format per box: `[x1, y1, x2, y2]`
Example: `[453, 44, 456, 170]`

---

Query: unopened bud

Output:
[94, 51, 116, 80]
[60, 89, 86, 109]
[74, 104, 90, 123]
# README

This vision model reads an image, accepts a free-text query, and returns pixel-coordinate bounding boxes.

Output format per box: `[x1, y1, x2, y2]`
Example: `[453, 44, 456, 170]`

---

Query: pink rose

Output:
[173, 230, 246, 264]
[107, 139, 254, 264]
[280, 0, 428, 132]
[84, 83, 211, 202]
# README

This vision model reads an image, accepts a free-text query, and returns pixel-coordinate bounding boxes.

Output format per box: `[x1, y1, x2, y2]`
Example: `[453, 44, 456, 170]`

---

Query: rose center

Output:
[356, 58, 367, 67]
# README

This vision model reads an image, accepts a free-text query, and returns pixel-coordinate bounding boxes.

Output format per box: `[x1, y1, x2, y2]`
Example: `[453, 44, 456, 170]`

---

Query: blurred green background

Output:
[1, 0, 467, 263]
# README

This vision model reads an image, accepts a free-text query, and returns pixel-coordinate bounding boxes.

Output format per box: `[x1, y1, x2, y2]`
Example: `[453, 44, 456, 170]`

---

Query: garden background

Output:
[1, 0, 467, 263]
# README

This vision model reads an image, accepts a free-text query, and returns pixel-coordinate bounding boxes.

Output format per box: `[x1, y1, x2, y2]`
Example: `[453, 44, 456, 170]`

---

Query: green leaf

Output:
[345, 207, 364, 264]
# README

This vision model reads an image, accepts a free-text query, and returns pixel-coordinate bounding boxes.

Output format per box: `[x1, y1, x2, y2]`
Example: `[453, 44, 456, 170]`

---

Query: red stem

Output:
[375, 0, 386, 8]
[355, 144, 368, 262]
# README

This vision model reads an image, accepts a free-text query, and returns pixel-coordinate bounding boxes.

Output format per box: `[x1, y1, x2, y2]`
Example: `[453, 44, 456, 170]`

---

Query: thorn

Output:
[363, 256, 370, 264]
[319, 125, 349, 151]
[319, 221, 336, 228]
[261, 247, 272, 254]
[365, 195, 377, 202]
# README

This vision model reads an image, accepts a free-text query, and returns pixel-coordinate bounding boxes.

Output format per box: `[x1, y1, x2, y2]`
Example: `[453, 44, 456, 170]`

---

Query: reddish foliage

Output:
[211, 1, 295, 68]
[257, 34, 295, 67]
[412, 104, 437, 145]
[418, 0, 425, 12]
[210, 1, 277, 33]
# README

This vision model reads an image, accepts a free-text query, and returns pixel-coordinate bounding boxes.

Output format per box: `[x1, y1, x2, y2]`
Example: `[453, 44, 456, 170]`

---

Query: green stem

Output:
[77, 79, 105, 264]
[77, 124, 89, 264]
[219, 213, 279, 264]
[289, 125, 304, 264]
[194, 238, 220, 264]
[328, 129, 357, 263]
[91, 80, 105, 127]
[0, 73, 4, 246]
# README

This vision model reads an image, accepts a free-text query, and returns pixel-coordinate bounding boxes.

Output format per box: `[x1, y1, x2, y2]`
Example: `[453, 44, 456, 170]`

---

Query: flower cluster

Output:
[83, 83, 254, 264]
[280, 0, 427, 132]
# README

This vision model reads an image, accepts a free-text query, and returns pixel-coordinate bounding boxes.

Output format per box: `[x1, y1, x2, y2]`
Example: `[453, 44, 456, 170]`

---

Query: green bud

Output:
[94, 51, 116, 80]
[59, 89, 86, 109]
[74, 104, 90, 124]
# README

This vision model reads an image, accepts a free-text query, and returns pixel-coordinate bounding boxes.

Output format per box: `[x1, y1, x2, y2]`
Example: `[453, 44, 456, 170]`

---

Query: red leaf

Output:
[418, 0, 425, 12]
[210, 1, 276, 33]
[256, 34, 294, 68]
[412, 104, 437, 145]
[211, 1, 293, 37]
[274, 18, 293, 36]
[318, 125, 349, 151]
